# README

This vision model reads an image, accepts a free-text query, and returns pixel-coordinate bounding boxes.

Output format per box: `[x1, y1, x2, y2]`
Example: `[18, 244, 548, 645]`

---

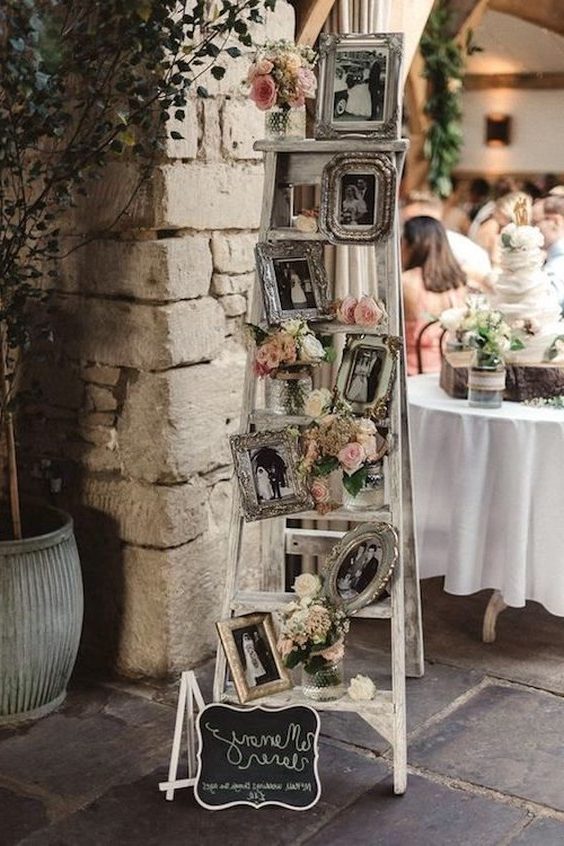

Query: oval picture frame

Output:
[324, 523, 398, 614]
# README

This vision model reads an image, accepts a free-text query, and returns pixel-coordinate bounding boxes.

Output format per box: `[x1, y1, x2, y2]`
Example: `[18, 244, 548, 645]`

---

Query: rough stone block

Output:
[57, 295, 224, 370]
[85, 384, 118, 413]
[82, 365, 121, 386]
[165, 98, 199, 159]
[200, 100, 222, 161]
[60, 235, 212, 302]
[211, 270, 255, 296]
[161, 162, 263, 230]
[81, 477, 208, 548]
[118, 345, 245, 482]
[219, 293, 247, 316]
[222, 100, 264, 160]
[211, 232, 257, 274]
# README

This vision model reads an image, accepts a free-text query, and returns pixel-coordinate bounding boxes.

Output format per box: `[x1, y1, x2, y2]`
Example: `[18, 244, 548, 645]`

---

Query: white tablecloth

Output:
[408, 374, 564, 614]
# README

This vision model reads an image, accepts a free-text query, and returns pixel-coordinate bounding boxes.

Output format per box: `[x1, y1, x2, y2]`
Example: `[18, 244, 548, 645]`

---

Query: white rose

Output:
[294, 214, 318, 233]
[440, 306, 466, 333]
[293, 573, 322, 599]
[357, 417, 376, 434]
[304, 387, 332, 419]
[300, 333, 325, 363]
[348, 674, 376, 701]
[281, 318, 303, 337]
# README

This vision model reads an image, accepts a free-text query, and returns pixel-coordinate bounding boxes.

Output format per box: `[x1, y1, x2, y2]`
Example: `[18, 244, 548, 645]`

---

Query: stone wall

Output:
[21, 3, 295, 678]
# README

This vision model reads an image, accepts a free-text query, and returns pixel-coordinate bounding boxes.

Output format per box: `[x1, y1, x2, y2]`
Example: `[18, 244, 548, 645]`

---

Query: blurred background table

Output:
[407, 374, 564, 640]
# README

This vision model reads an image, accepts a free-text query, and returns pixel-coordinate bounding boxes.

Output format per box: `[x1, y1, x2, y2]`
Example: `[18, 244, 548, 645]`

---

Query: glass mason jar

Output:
[468, 362, 506, 409]
[264, 367, 313, 416]
[301, 659, 344, 702]
[265, 105, 306, 140]
[342, 461, 385, 511]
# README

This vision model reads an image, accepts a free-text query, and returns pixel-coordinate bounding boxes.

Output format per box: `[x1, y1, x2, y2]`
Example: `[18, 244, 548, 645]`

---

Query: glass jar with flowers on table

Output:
[247, 40, 317, 140]
[248, 318, 335, 416]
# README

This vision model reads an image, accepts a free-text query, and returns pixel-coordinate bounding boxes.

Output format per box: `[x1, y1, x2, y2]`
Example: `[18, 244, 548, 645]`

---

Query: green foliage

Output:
[420, 2, 479, 198]
[342, 465, 368, 497]
[0, 0, 276, 369]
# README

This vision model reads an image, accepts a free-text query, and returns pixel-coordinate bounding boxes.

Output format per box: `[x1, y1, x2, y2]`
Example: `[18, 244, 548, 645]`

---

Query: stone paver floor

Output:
[3, 579, 564, 846]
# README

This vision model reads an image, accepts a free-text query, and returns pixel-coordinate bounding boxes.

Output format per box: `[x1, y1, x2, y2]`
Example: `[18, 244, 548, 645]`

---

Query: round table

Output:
[407, 374, 564, 637]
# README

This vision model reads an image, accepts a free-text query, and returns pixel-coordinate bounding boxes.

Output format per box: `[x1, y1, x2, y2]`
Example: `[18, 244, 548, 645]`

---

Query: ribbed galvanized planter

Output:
[0, 504, 83, 724]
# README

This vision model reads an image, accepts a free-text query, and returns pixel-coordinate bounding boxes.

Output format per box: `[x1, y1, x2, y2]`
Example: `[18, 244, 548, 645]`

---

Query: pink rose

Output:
[353, 296, 383, 327]
[249, 74, 277, 111]
[310, 479, 330, 504]
[277, 637, 295, 659]
[255, 341, 281, 374]
[357, 433, 377, 460]
[319, 639, 344, 663]
[247, 58, 274, 82]
[337, 296, 358, 324]
[338, 441, 366, 475]
[297, 67, 317, 99]
[288, 88, 305, 108]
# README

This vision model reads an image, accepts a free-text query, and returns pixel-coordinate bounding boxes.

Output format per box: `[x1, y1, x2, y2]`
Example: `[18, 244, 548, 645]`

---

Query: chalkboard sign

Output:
[194, 703, 321, 810]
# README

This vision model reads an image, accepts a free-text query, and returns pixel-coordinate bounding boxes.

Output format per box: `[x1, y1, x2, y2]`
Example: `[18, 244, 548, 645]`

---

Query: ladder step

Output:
[285, 527, 345, 556]
[231, 590, 392, 619]
[313, 322, 388, 336]
[293, 507, 392, 523]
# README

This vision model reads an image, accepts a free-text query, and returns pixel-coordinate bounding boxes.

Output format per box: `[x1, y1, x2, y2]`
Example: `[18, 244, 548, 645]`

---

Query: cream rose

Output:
[247, 58, 274, 81]
[293, 573, 322, 599]
[300, 334, 325, 363]
[281, 318, 302, 337]
[440, 306, 466, 333]
[304, 387, 332, 419]
[348, 674, 376, 701]
[337, 295, 357, 324]
[319, 638, 344, 663]
[353, 296, 383, 327]
[283, 53, 301, 73]
[294, 214, 318, 233]
[357, 434, 377, 460]
[338, 441, 366, 475]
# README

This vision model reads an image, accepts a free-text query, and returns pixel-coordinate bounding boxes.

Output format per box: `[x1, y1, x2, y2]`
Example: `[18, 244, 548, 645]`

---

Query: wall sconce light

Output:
[485, 114, 512, 147]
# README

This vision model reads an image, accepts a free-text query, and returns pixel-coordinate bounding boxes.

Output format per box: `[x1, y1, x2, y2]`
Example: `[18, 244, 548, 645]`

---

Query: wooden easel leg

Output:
[159, 671, 205, 800]
[482, 590, 507, 643]
[391, 554, 407, 795]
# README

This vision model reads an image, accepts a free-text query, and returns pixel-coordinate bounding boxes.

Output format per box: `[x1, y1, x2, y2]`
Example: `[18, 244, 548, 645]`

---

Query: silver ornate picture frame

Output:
[324, 523, 398, 614]
[335, 334, 401, 419]
[319, 152, 397, 245]
[315, 32, 403, 139]
[230, 429, 313, 522]
[255, 242, 330, 326]
[216, 612, 292, 704]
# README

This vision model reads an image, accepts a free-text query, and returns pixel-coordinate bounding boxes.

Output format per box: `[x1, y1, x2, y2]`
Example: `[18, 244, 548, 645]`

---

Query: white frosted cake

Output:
[489, 222, 563, 363]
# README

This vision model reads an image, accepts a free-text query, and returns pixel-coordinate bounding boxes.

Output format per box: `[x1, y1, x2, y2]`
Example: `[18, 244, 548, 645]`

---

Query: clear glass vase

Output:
[342, 462, 385, 511]
[468, 364, 506, 409]
[301, 659, 344, 702]
[264, 367, 313, 416]
[265, 106, 306, 140]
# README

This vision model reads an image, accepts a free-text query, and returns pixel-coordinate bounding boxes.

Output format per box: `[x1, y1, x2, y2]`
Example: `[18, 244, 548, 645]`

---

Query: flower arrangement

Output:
[248, 41, 317, 112]
[300, 411, 388, 511]
[247, 319, 334, 378]
[440, 296, 524, 368]
[294, 209, 319, 233]
[277, 574, 349, 683]
[348, 674, 377, 701]
[332, 295, 386, 328]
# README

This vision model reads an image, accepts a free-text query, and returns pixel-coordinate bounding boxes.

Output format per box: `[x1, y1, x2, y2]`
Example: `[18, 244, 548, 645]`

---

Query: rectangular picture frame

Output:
[217, 612, 292, 704]
[230, 429, 313, 522]
[335, 334, 401, 419]
[315, 32, 403, 140]
[319, 152, 397, 245]
[255, 242, 330, 326]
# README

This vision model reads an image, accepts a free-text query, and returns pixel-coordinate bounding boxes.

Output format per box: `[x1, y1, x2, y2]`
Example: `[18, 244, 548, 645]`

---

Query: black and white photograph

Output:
[273, 258, 317, 312]
[332, 48, 388, 124]
[250, 444, 292, 503]
[255, 242, 330, 325]
[315, 33, 404, 140]
[336, 335, 400, 419]
[230, 430, 313, 521]
[325, 523, 399, 613]
[339, 173, 377, 228]
[216, 613, 292, 704]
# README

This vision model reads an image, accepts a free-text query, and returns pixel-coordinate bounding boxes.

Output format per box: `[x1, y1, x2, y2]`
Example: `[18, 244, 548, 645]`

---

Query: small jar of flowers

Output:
[247, 319, 334, 416]
[278, 573, 349, 702]
[247, 40, 317, 139]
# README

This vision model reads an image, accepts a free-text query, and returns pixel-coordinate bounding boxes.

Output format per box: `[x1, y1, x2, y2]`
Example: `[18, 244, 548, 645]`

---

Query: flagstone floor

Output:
[3, 577, 564, 846]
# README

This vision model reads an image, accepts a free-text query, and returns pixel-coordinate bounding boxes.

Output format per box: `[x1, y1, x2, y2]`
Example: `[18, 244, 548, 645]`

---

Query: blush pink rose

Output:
[249, 74, 277, 111]
[255, 342, 281, 373]
[310, 479, 330, 504]
[338, 441, 366, 475]
[353, 296, 383, 326]
[319, 639, 344, 663]
[277, 637, 295, 659]
[297, 67, 317, 99]
[247, 58, 274, 81]
[288, 89, 305, 108]
[337, 295, 358, 324]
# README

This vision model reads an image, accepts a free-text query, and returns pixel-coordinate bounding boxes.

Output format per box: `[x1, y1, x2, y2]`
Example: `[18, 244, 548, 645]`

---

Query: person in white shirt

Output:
[533, 196, 564, 313]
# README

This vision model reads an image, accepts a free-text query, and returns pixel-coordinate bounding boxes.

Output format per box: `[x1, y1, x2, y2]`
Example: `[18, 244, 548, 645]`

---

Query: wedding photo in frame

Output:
[315, 32, 403, 140]
[319, 152, 397, 245]
[336, 334, 401, 419]
[255, 242, 330, 325]
[230, 429, 313, 522]
[216, 613, 292, 704]
[325, 523, 399, 614]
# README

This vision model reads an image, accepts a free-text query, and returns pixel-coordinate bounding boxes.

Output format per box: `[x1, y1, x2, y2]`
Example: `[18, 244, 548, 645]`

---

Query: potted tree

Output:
[0, 0, 275, 722]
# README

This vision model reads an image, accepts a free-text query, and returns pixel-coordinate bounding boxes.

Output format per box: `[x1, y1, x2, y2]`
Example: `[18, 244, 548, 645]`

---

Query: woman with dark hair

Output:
[402, 216, 467, 375]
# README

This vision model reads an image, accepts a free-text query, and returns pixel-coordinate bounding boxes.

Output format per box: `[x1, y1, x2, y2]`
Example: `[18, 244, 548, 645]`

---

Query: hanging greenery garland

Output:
[420, 2, 480, 198]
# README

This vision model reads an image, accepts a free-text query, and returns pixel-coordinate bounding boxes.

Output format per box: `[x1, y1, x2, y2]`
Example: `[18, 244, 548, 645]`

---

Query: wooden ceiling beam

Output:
[295, 0, 337, 46]
[489, 0, 564, 37]
[465, 72, 564, 90]
[442, 0, 491, 39]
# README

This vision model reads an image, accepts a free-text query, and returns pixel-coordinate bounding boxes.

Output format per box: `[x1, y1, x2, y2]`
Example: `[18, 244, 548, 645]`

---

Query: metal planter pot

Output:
[0, 503, 83, 724]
